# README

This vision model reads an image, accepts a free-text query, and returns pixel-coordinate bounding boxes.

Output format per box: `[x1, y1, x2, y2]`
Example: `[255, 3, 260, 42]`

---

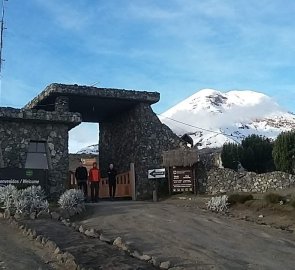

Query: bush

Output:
[0, 185, 48, 216]
[228, 193, 254, 205]
[15, 186, 49, 216]
[58, 189, 85, 215]
[264, 193, 284, 204]
[0, 185, 18, 213]
[206, 195, 229, 212]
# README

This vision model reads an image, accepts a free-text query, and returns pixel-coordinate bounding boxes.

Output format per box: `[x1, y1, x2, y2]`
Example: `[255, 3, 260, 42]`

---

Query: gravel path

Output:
[23, 218, 155, 270]
[78, 201, 295, 270]
[0, 219, 58, 270]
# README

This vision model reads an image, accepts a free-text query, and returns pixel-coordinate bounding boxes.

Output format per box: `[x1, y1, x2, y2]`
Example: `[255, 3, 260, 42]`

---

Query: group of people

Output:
[75, 161, 117, 202]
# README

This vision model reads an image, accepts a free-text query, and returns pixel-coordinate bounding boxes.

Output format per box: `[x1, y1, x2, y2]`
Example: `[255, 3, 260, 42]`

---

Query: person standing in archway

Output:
[75, 160, 88, 200]
[107, 163, 117, 200]
[88, 162, 101, 203]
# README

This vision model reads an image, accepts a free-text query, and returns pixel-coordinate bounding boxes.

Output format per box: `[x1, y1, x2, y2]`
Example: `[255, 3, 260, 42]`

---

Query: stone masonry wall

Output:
[205, 168, 295, 195]
[100, 103, 184, 199]
[0, 108, 82, 197]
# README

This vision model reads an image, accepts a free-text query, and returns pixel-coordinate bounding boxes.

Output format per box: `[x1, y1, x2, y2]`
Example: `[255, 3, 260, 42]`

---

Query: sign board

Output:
[148, 168, 166, 179]
[171, 167, 194, 193]
[0, 168, 48, 189]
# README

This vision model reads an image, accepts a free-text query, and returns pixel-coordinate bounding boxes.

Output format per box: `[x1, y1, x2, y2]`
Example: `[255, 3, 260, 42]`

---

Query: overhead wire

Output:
[156, 113, 244, 141]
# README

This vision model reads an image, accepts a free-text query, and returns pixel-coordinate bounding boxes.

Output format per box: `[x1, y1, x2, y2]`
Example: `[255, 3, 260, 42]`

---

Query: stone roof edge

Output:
[0, 107, 82, 129]
[24, 83, 160, 109]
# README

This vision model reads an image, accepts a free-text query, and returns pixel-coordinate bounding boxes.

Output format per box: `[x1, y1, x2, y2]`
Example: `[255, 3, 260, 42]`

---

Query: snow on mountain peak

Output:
[76, 144, 99, 155]
[160, 89, 295, 149]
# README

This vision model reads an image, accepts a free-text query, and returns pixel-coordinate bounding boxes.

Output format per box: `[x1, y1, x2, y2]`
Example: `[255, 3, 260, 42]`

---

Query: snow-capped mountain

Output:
[76, 144, 99, 155]
[160, 89, 295, 148]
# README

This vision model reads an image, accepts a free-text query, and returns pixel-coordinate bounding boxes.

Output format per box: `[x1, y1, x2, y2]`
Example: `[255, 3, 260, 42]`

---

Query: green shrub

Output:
[228, 193, 254, 205]
[264, 193, 284, 204]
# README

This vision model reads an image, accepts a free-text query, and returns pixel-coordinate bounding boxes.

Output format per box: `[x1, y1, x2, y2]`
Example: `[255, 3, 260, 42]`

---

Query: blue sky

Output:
[1, 0, 295, 152]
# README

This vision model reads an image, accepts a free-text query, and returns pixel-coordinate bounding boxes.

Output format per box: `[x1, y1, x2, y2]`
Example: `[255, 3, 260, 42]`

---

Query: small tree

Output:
[273, 131, 295, 174]
[240, 134, 274, 173]
[221, 143, 240, 170]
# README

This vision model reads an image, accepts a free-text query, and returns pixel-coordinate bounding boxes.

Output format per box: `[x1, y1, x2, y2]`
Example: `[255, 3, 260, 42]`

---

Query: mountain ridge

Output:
[160, 89, 295, 148]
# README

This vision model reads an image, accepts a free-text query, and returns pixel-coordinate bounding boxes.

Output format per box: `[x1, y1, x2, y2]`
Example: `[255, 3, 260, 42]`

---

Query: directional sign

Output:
[148, 168, 166, 179]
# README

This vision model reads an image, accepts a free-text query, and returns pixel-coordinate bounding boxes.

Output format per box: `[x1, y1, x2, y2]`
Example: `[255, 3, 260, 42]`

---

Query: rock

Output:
[150, 256, 159, 267]
[130, 250, 152, 261]
[32, 230, 37, 238]
[258, 215, 264, 219]
[24, 228, 32, 236]
[131, 250, 142, 260]
[61, 219, 71, 227]
[35, 235, 43, 243]
[113, 237, 128, 250]
[54, 247, 61, 255]
[51, 212, 61, 221]
[41, 237, 48, 245]
[65, 259, 77, 269]
[63, 251, 75, 261]
[0, 212, 3, 219]
[4, 209, 10, 219]
[78, 225, 85, 233]
[140, 254, 152, 261]
[160, 261, 171, 269]
[100, 234, 112, 244]
[45, 240, 57, 251]
[84, 229, 98, 238]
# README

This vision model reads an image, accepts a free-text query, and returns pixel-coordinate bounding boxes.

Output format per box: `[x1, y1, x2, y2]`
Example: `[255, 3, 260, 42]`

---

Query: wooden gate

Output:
[99, 170, 132, 198]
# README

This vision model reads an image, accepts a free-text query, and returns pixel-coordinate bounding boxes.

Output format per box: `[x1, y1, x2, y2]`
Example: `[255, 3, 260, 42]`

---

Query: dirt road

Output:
[0, 219, 60, 270]
[79, 201, 295, 270]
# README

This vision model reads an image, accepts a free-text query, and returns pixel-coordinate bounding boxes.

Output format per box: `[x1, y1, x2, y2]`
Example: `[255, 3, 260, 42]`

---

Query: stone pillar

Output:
[99, 103, 183, 199]
[55, 96, 69, 113]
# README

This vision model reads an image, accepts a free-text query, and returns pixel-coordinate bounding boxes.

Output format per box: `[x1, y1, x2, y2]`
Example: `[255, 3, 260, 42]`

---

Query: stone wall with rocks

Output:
[204, 168, 295, 194]
[100, 103, 184, 199]
[0, 108, 81, 197]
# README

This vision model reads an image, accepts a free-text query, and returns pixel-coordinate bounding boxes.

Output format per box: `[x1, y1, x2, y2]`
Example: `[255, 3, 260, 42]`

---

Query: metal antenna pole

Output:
[0, 0, 7, 74]
[0, 0, 7, 105]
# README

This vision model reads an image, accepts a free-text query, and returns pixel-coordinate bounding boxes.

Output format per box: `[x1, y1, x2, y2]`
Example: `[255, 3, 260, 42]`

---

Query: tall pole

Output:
[0, 0, 7, 105]
[0, 0, 6, 75]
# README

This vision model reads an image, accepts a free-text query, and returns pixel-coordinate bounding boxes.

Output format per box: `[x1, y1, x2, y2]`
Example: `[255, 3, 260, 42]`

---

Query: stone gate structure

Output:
[22, 83, 183, 199]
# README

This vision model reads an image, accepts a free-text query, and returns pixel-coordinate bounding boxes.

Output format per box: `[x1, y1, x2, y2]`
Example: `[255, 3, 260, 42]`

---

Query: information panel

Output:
[0, 168, 48, 189]
[171, 167, 194, 193]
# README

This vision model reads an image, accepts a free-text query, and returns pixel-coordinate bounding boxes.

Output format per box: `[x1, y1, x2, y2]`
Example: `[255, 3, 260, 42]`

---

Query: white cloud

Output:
[69, 123, 99, 153]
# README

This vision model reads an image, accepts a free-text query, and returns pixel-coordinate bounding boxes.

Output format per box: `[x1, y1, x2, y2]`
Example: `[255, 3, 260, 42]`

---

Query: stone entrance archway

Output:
[25, 83, 183, 199]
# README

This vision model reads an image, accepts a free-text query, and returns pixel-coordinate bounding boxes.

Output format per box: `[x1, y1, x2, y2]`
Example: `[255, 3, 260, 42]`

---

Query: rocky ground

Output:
[0, 219, 64, 270]
[75, 199, 295, 270]
[1, 195, 294, 270]
[168, 192, 295, 232]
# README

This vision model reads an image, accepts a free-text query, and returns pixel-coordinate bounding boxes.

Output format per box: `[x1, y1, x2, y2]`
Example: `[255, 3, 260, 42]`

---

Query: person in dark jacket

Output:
[107, 163, 117, 200]
[75, 161, 88, 198]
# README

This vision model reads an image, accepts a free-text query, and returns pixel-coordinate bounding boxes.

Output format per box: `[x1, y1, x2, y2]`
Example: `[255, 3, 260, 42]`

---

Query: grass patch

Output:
[264, 193, 285, 204]
[228, 193, 254, 205]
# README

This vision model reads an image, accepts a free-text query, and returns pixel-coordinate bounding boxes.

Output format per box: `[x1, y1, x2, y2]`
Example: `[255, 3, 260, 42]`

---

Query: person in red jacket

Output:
[88, 162, 101, 203]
